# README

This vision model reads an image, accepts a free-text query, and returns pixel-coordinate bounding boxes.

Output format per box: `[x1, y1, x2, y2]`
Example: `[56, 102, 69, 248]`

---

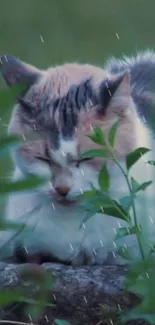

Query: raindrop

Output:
[82, 222, 86, 229]
[146, 272, 149, 279]
[24, 246, 28, 254]
[83, 296, 87, 303]
[113, 241, 117, 248]
[149, 216, 154, 224]
[80, 168, 84, 176]
[52, 203, 55, 210]
[93, 248, 97, 256]
[100, 239, 104, 247]
[40, 35, 44, 43]
[22, 133, 26, 141]
[117, 221, 121, 228]
[116, 32, 120, 40]
[62, 150, 66, 157]
[69, 243, 74, 251]
[80, 188, 84, 194]
[45, 315, 49, 322]
[50, 182, 53, 190]
[110, 318, 114, 325]
[100, 206, 104, 213]
[117, 303, 121, 311]
[53, 294, 56, 300]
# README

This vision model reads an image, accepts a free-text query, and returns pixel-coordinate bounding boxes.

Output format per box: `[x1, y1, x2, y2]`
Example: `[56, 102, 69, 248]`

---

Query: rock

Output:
[0, 263, 148, 325]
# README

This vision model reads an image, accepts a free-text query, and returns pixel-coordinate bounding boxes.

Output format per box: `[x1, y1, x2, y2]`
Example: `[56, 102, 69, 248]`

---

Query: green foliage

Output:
[55, 320, 70, 325]
[108, 120, 120, 147]
[87, 126, 106, 145]
[0, 86, 54, 322]
[126, 147, 150, 171]
[0, 135, 21, 154]
[147, 160, 155, 166]
[131, 177, 152, 194]
[115, 225, 141, 240]
[1, 85, 155, 324]
[0, 175, 47, 195]
[79, 148, 108, 159]
[78, 189, 130, 224]
[98, 164, 110, 192]
[79, 122, 155, 324]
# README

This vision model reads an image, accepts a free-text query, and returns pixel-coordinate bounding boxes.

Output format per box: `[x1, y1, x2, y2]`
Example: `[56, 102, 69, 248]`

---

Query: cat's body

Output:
[1, 51, 155, 265]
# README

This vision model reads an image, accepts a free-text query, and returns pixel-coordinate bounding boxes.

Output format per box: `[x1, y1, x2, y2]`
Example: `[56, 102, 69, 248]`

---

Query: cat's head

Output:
[0, 55, 144, 205]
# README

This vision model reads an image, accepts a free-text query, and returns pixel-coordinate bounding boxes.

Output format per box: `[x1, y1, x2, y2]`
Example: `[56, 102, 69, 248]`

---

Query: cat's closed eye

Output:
[73, 157, 92, 168]
[35, 156, 51, 164]
[35, 154, 92, 168]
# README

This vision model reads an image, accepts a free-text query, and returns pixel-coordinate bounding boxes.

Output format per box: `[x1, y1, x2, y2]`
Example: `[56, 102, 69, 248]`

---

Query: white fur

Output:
[52, 138, 77, 166]
[3, 114, 155, 264]
[3, 125, 155, 265]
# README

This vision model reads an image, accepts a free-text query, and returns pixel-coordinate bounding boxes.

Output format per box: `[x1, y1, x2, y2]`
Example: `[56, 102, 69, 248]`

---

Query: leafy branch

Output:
[78, 122, 155, 324]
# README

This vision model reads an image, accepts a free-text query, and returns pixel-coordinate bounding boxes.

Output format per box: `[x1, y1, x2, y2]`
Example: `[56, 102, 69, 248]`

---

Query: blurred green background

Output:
[0, 0, 155, 205]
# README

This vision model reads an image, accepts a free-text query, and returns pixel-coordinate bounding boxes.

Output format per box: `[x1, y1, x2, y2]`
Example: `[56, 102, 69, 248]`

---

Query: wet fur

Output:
[1, 51, 155, 265]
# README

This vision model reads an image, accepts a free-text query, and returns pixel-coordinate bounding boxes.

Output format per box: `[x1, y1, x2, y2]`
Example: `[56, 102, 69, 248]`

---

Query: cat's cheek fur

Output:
[11, 149, 52, 192]
[68, 164, 99, 196]
[3, 150, 155, 265]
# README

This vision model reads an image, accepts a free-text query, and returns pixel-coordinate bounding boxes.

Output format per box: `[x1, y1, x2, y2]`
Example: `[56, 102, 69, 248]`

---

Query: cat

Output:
[1, 50, 155, 265]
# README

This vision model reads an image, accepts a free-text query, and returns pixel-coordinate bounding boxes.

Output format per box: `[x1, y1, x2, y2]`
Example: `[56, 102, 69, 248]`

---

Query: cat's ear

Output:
[0, 55, 41, 88]
[99, 71, 131, 116]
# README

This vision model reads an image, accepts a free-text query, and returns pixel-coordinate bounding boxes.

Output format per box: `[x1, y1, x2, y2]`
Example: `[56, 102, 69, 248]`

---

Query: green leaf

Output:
[87, 126, 106, 145]
[79, 149, 108, 159]
[20, 297, 54, 307]
[126, 259, 155, 282]
[75, 189, 97, 200]
[117, 246, 133, 261]
[108, 121, 119, 147]
[99, 200, 130, 222]
[0, 135, 21, 154]
[147, 160, 155, 167]
[122, 311, 155, 324]
[80, 210, 96, 228]
[78, 191, 130, 222]
[119, 195, 134, 210]
[136, 180, 152, 192]
[131, 177, 140, 192]
[98, 164, 110, 192]
[127, 277, 149, 296]
[0, 288, 25, 306]
[26, 295, 51, 320]
[55, 320, 70, 325]
[115, 225, 141, 240]
[131, 177, 152, 193]
[0, 218, 26, 231]
[0, 175, 46, 194]
[26, 305, 42, 320]
[126, 147, 150, 171]
[0, 82, 28, 109]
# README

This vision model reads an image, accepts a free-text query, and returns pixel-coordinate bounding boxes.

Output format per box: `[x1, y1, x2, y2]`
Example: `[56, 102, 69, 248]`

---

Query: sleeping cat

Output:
[1, 51, 155, 265]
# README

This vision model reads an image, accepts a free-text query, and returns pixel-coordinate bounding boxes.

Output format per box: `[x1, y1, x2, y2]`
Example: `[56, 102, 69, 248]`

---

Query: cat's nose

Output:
[55, 186, 70, 197]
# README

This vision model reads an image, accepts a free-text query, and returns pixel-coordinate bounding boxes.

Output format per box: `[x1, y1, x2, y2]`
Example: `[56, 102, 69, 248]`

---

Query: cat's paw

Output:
[71, 248, 107, 266]
[14, 244, 71, 265]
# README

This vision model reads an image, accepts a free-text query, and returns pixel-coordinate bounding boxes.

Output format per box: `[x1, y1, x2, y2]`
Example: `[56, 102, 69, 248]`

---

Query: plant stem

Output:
[110, 151, 145, 261]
